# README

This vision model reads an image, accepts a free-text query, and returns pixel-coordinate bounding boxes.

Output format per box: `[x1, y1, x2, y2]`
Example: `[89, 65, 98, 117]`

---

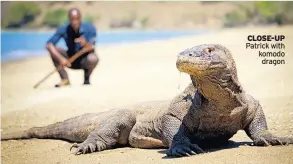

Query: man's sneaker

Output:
[55, 79, 70, 87]
[83, 80, 91, 85]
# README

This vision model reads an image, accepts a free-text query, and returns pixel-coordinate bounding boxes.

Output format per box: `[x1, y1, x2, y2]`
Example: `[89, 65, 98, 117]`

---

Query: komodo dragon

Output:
[2, 44, 292, 157]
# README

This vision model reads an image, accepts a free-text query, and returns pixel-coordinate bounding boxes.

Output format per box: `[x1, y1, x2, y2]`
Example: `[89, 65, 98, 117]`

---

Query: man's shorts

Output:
[57, 47, 97, 69]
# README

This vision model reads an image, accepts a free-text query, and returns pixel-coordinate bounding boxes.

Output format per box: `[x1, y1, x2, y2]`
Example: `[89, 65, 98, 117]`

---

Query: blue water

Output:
[1, 30, 205, 62]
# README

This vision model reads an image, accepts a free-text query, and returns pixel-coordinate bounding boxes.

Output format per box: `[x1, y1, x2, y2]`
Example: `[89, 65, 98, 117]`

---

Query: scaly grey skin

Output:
[2, 44, 292, 157]
[163, 44, 293, 157]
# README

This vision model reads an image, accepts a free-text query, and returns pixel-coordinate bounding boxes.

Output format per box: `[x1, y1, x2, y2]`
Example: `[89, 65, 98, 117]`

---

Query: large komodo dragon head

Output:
[176, 44, 243, 99]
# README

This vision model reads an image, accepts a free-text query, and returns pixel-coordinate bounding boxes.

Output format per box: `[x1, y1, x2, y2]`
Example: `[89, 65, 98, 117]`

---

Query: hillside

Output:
[2, 1, 293, 31]
[1, 1, 238, 30]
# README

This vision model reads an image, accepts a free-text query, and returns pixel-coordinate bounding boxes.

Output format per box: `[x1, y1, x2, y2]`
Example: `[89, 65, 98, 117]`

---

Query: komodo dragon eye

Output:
[204, 47, 215, 54]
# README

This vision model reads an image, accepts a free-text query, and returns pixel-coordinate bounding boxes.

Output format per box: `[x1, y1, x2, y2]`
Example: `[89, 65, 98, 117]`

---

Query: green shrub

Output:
[2, 2, 40, 28]
[223, 2, 293, 27]
[224, 10, 248, 27]
[254, 2, 278, 20]
[254, 1, 293, 25]
[271, 2, 293, 25]
[43, 9, 68, 28]
[140, 17, 149, 28]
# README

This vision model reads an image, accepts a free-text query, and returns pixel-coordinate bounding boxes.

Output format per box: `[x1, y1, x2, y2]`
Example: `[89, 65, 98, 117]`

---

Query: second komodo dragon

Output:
[2, 44, 292, 157]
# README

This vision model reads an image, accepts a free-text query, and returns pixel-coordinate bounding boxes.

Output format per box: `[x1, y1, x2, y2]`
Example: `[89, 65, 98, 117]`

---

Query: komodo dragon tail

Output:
[2, 129, 34, 140]
[1, 122, 65, 141]
[1, 113, 103, 142]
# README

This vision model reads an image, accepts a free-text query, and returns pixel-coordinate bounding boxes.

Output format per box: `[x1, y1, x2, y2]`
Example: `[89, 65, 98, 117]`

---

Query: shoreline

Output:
[1, 28, 210, 34]
[1, 30, 211, 63]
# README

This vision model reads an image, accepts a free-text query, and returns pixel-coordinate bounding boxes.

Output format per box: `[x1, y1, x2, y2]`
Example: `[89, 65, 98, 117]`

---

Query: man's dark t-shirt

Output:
[47, 22, 97, 57]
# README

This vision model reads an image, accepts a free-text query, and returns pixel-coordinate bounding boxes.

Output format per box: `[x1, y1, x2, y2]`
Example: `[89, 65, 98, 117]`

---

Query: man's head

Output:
[68, 8, 81, 32]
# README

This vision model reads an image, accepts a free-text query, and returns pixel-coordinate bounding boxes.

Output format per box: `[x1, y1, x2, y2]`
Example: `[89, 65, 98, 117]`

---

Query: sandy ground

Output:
[1, 26, 293, 164]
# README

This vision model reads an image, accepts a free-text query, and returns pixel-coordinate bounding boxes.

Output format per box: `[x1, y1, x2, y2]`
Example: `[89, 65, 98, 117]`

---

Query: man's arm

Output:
[75, 25, 96, 53]
[46, 27, 71, 67]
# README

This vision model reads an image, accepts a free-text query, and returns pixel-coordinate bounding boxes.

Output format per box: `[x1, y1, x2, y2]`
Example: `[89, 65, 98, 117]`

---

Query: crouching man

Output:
[46, 8, 99, 87]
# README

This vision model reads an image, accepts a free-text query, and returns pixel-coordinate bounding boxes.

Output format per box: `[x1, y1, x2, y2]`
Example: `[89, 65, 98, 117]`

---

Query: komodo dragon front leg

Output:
[70, 109, 136, 155]
[244, 104, 293, 146]
[162, 85, 205, 157]
[162, 115, 204, 157]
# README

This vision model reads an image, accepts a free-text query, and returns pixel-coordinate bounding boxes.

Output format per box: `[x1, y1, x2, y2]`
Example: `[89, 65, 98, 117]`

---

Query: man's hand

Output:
[60, 57, 71, 67]
[75, 36, 87, 46]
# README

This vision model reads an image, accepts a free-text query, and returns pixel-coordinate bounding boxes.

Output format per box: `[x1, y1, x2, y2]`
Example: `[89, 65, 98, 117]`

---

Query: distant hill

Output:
[1, 1, 237, 30]
[2, 1, 293, 31]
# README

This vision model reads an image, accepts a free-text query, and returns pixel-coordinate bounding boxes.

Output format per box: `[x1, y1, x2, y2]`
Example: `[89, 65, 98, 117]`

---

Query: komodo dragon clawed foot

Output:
[166, 142, 204, 157]
[70, 140, 107, 155]
[252, 132, 293, 146]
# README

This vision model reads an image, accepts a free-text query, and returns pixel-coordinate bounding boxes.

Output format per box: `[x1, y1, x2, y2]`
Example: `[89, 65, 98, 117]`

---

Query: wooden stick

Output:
[33, 45, 92, 89]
